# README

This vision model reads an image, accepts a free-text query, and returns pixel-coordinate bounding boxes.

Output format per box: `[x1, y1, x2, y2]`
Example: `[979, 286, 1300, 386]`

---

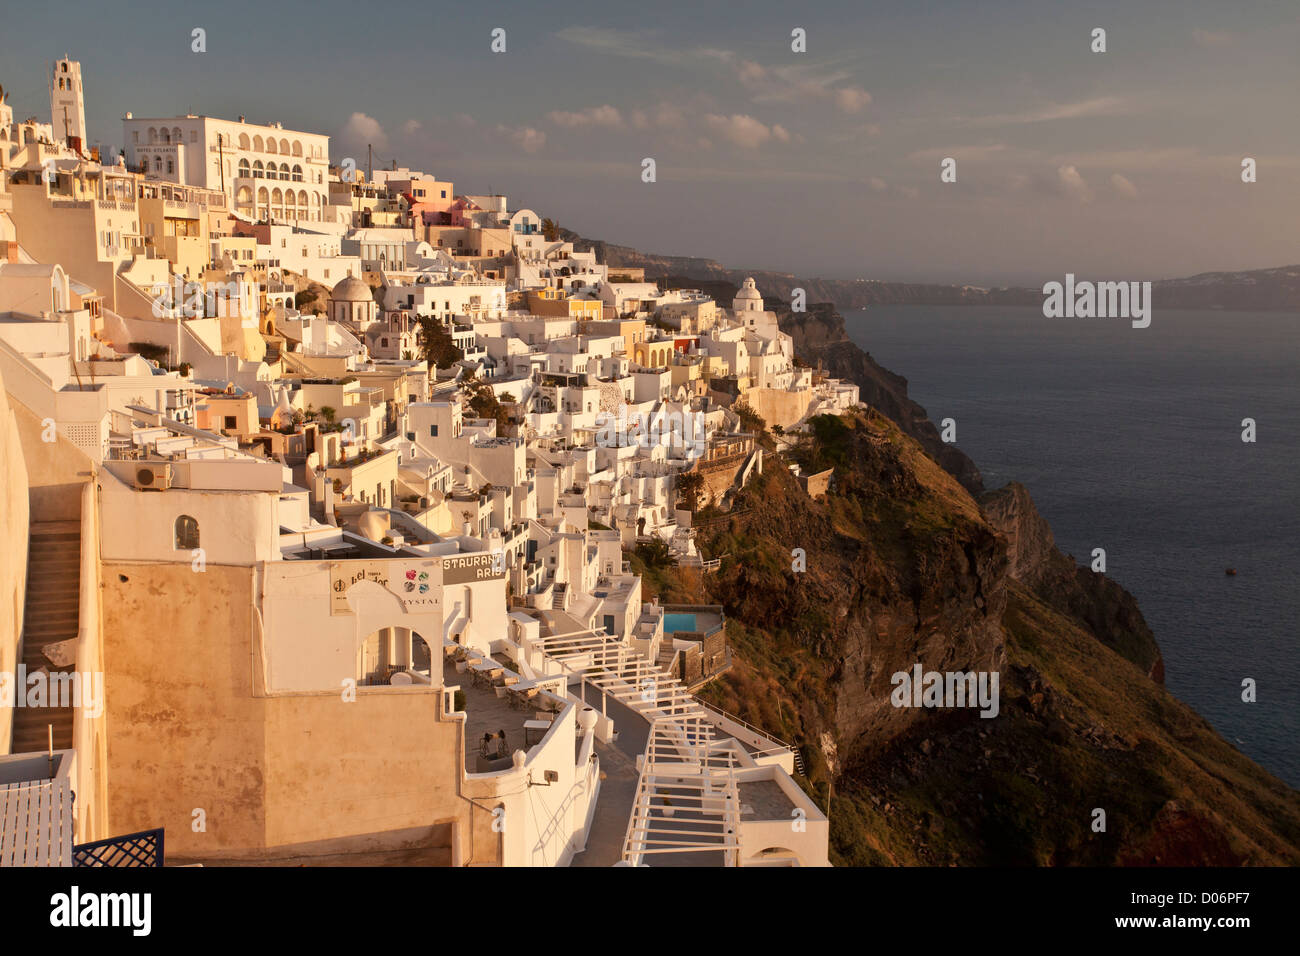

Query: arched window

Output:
[174, 515, 200, 550]
[154, 156, 163, 172]
[292, 164, 303, 182]
[253, 135, 264, 152]
[279, 138, 290, 154]
[161, 128, 170, 144]
[147, 127, 157, 144]
[238, 158, 250, 178]
[252, 160, 264, 178]
[292, 140, 303, 157]
[265, 137, 277, 155]
[172, 127, 183, 144]
[238, 132, 250, 150]
[279, 162, 290, 180]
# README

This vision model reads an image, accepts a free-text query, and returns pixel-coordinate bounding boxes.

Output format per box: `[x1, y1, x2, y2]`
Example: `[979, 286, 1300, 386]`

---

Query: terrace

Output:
[442, 645, 564, 775]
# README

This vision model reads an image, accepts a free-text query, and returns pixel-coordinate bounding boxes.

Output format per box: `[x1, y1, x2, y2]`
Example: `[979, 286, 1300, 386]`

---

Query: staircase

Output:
[11, 522, 82, 754]
[532, 627, 742, 865]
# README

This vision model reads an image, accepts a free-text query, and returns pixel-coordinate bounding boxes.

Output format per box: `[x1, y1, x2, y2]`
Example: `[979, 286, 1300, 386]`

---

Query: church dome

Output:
[733, 276, 763, 311]
[331, 275, 372, 303]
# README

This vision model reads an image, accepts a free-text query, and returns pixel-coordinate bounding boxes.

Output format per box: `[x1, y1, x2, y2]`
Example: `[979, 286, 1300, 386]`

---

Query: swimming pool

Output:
[663, 613, 697, 634]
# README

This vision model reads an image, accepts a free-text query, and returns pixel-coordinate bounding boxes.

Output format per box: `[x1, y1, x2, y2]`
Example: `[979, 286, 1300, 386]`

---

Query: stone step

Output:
[24, 595, 80, 608]
[30, 522, 80, 537]
[23, 616, 79, 630]
[24, 590, 80, 604]
[22, 631, 79, 646]
[27, 560, 80, 572]
[11, 709, 75, 753]
[27, 560, 81, 573]
[23, 613, 80, 627]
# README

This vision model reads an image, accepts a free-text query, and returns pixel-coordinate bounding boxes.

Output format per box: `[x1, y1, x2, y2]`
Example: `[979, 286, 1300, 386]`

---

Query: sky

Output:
[2, 0, 1297, 285]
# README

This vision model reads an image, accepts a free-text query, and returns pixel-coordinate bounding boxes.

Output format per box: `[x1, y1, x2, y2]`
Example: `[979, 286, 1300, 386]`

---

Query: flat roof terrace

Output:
[739, 778, 797, 821]
[442, 654, 559, 774]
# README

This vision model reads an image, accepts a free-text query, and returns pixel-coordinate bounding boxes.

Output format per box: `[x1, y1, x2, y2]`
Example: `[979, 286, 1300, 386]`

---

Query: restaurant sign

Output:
[442, 551, 507, 585]
[330, 560, 440, 616]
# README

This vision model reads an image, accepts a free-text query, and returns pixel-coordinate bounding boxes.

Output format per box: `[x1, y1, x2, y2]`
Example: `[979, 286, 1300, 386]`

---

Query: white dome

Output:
[331, 275, 372, 303]
[733, 277, 762, 312]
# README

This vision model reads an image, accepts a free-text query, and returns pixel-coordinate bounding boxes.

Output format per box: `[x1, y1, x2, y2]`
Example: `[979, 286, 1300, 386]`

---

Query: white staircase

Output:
[532, 627, 742, 865]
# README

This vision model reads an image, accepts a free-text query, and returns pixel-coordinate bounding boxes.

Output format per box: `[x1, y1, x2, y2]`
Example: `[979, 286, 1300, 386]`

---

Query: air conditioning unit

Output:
[133, 462, 172, 490]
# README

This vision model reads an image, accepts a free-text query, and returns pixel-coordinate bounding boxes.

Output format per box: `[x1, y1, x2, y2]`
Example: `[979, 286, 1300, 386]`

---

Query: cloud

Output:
[1109, 173, 1139, 198]
[960, 97, 1132, 127]
[703, 113, 782, 149]
[554, 28, 872, 118]
[772, 124, 791, 143]
[908, 143, 1008, 162]
[547, 105, 624, 128]
[336, 112, 388, 154]
[869, 177, 888, 192]
[732, 59, 872, 113]
[554, 26, 687, 63]
[1056, 164, 1092, 202]
[402, 119, 422, 135]
[1192, 29, 1236, 48]
[497, 125, 546, 153]
[834, 87, 873, 114]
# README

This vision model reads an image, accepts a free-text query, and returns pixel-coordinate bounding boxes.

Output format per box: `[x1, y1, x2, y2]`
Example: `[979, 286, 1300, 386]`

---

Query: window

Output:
[429, 424, 438, 437]
[224, 415, 237, 430]
[174, 515, 200, 550]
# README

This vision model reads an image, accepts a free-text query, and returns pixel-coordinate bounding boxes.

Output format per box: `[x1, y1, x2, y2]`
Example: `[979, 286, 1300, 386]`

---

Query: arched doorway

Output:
[357, 627, 432, 685]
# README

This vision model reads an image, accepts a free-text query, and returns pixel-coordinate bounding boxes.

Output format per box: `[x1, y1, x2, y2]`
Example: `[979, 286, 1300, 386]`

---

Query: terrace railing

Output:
[73, 828, 165, 867]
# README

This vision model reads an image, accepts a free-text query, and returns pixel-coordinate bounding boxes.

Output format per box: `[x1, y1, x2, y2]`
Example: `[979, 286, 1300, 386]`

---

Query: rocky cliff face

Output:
[981, 482, 1163, 681]
[778, 302, 985, 496]
[674, 411, 1299, 865]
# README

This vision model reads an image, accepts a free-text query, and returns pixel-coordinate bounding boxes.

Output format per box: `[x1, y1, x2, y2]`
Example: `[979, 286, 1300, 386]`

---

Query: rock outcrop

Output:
[671, 410, 1299, 865]
[981, 482, 1163, 682]
[777, 303, 986, 496]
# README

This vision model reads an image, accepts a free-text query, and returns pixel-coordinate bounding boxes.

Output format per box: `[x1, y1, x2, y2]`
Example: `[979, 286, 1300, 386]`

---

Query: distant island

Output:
[561, 230, 1300, 313]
